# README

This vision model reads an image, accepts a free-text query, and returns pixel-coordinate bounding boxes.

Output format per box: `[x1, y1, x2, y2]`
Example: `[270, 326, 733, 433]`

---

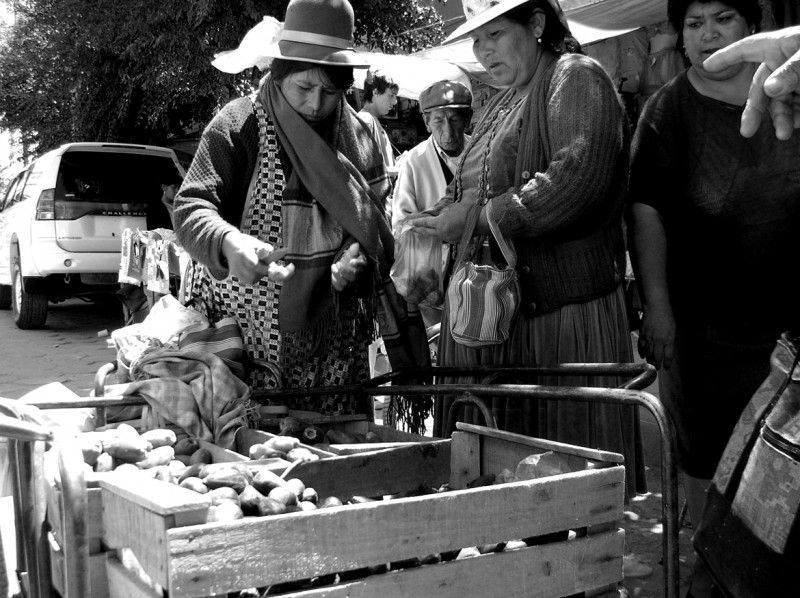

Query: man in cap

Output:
[391, 80, 473, 231]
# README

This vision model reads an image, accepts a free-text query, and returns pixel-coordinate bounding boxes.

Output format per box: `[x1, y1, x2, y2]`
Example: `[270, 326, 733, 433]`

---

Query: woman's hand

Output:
[411, 202, 482, 245]
[221, 230, 293, 285]
[637, 304, 677, 370]
[331, 243, 368, 291]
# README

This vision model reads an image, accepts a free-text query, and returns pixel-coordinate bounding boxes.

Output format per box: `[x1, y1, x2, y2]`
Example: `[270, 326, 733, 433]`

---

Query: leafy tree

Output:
[0, 0, 443, 169]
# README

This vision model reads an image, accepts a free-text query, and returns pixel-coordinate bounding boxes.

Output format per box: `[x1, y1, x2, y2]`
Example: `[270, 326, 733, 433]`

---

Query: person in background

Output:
[704, 24, 800, 138]
[158, 165, 184, 226]
[173, 0, 428, 416]
[628, 2, 800, 594]
[391, 80, 472, 231]
[358, 69, 400, 185]
[408, 0, 645, 500]
[391, 80, 472, 330]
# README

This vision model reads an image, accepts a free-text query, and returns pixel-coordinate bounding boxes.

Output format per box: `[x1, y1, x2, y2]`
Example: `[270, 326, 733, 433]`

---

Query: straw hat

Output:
[445, 0, 569, 42]
[419, 81, 473, 113]
[212, 0, 369, 74]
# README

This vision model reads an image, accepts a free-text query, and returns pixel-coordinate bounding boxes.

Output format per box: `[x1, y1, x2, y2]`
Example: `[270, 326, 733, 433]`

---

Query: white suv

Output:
[0, 142, 185, 329]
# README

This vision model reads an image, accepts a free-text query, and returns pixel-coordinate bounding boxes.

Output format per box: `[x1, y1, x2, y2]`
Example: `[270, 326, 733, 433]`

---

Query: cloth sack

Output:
[693, 332, 800, 597]
[446, 202, 519, 347]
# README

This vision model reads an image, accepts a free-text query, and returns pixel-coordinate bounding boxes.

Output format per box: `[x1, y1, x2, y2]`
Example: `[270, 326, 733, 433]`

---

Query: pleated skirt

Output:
[433, 285, 646, 498]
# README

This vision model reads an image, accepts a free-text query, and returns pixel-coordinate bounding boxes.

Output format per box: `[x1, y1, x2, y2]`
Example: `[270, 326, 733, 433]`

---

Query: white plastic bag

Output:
[390, 221, 443, 307]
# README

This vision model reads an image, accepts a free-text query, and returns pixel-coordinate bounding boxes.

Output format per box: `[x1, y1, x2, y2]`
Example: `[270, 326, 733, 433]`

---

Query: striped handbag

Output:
[446, 202, 519, 347]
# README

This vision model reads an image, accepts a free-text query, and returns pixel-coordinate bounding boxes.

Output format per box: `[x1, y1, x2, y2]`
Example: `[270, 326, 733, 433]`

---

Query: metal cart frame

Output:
[10, 362, 679, 598]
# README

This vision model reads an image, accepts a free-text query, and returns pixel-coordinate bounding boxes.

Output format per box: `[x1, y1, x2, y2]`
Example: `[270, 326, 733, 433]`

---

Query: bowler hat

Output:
[445, 0, 570, 42]
[268, 0, 369, 68]
[419, 81, 473, 113]
[212, 0, 369, 73]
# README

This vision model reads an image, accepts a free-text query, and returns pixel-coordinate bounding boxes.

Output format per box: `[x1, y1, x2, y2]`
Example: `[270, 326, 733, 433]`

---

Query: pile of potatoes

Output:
[247, 435, 320, 463]
[72, 425, 346, 523]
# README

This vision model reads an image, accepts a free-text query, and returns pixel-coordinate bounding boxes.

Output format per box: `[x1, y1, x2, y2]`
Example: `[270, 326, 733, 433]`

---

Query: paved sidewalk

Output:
[0, 299, 123, 400]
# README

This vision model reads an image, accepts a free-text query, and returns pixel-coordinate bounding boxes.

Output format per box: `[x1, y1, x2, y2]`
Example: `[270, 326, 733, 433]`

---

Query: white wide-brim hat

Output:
[212, 0, 369, 74]
[445, 0, 569, 43]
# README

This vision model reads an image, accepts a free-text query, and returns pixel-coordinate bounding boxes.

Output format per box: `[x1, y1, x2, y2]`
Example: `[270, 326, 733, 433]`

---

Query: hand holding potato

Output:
[331, 243, 368, 291]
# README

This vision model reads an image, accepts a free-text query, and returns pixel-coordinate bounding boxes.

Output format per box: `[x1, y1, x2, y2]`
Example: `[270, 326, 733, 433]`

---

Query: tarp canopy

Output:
[378, 0, 668, 96]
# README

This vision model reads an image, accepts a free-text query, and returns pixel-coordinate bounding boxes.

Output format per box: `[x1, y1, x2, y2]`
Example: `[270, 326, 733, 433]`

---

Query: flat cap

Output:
[419, 80, 472, 113]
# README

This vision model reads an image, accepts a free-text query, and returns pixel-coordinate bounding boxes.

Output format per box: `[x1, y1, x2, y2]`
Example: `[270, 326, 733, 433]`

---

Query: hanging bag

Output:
[445, 202, 520, 347]
[693, 332, 800, 597]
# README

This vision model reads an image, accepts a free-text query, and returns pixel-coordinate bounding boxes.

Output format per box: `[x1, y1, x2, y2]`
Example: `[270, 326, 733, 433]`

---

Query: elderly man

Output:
[391, 80, 472, 231]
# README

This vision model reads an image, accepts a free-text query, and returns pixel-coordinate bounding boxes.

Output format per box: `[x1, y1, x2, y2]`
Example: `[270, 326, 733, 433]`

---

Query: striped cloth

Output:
[178, 317, 247, 381]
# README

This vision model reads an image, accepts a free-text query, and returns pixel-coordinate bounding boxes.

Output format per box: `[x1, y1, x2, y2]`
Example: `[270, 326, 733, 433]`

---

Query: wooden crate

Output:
[98, 423, 626, 598]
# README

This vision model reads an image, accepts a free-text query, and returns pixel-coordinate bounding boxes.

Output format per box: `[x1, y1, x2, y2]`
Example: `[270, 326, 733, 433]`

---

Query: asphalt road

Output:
[0, 297, 124, 400]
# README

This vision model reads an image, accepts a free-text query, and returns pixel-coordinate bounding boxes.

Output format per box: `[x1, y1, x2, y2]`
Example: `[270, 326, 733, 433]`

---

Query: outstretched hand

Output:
[331, 243, 368, 291]
[704, 26, 800, 139]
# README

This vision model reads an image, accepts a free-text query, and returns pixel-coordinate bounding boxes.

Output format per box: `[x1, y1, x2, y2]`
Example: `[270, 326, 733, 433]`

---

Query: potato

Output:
[173, 437, 200, 456]
[136, 446, 175, 469]
[268, 486, 297, 507]
[179, 477, 208, 494]
[104, 436, 151, 463]
[94, 452, 115, 473]
[266, 436, 300, 453]
[177, 463, 204, 483]
[189, 448, 213, 465]
[284, 478, 305, 499]
[77, 433, 104, 466]
[301, 487, 318, 504]
[251, 468, 290, 495]
[207, 502, 243, 522]
[140, 428, 177, 448]
[208, 487, 241, 506]
[319, 496, 343, 508]
[286, 447, 318, 463]
[238, 485, 265, 516]
[256, 497, 287, 517]
[204, 468, 249, 493]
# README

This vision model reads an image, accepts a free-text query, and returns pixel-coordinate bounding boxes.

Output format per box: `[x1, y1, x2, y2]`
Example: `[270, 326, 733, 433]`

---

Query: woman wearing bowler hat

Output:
[173, 0, 429, 415]
[409, 0, 645, 498]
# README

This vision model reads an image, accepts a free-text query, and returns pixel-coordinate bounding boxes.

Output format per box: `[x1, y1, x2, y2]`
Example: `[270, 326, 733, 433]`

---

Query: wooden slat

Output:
[456, 423, 624, 464]
[480, 436, 597, 480]
[272, 530, 624, 598]
[162, 467, 623, 596]
[449, 431, 480, 490]
[106, 556, 163, 598]
[280, 440, 451, 499]
[101, 475, 210, 588]
[196, 439, 248, 463]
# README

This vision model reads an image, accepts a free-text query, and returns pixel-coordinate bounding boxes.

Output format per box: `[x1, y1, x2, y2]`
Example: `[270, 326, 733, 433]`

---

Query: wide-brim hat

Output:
[419, 80, 473, 112]
[212, 0, 369, 74]
[445, 0, 569, 43]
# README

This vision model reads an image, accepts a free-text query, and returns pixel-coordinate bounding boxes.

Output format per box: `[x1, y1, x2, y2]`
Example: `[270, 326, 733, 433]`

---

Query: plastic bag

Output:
[390, 221, 443, 307]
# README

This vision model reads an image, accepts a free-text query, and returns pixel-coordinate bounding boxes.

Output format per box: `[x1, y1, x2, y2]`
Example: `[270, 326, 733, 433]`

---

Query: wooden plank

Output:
[273, 530, 624, 598]
[323, 442, 430, 456]
[282, 440, 451, 499]
[101, 475, 210, 588]
[50, 544, 109, 598]
[162, 467, 623, 596]
[456, 423, 624, 464]
[480, 436, 595, 480]
[106, 556, 163, 598]
[196, 439, 248, 463]
[449, 431, 480, 490]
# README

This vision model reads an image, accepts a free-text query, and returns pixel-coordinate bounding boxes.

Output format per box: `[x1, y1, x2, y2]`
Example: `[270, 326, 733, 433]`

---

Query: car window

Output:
[0, 178, 19, 212]
[56, 150, 177, 205]
[0, 171, 27, 211]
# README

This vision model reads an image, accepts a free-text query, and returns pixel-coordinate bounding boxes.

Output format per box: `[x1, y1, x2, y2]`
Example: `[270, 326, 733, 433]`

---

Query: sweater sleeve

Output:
[488, 58, 627, 239]
[172, 97, 260, 280]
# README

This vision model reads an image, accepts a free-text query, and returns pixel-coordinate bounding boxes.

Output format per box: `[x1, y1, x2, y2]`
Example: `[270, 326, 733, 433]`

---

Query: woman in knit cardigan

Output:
[411, 0, 645, 498]
[173, 0, 428, 416]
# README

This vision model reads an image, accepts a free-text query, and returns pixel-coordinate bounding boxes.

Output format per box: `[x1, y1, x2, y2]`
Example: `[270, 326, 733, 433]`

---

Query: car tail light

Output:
[35, 189, 56, 220]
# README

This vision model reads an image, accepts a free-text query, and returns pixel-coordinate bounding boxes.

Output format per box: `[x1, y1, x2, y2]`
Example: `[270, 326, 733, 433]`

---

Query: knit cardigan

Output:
[439, 54, 629, 316]
[172, 97, 262, 280]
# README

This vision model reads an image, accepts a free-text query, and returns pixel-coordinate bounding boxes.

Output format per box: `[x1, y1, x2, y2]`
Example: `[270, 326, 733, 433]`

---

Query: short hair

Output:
[667, 0, 762, 34]
[504, 0, 582, 55]
[269, 58, 355, 91]
[362, 69, 399, 102]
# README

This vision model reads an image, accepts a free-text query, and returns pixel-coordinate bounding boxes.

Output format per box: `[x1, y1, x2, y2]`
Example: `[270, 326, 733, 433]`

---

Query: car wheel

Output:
[0, 284, 11, 309]
[12, 263, 48, 329]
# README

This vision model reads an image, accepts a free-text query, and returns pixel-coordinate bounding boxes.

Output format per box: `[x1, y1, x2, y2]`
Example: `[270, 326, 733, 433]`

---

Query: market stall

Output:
[3, 363, 683, 598]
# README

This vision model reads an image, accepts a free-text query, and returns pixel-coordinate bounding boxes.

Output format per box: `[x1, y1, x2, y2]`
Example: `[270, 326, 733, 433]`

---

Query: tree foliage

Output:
[0, 0, 442, 164]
